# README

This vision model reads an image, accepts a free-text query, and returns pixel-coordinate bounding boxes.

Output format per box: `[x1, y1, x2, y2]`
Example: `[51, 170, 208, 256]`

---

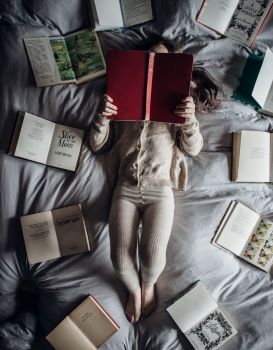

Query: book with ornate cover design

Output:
[89, 0, 153, 31]
[107, 50, 193, 124]
[23, 29, 106, 87]
[197, 0, 273, 47]
[20, 204, 91, 264]
[46, 295, 119, 350]
[9, 112, 84, 171]
[167, 282, 237, 350]
[212, 201, 273, 272]
[232, 130, 273, 183]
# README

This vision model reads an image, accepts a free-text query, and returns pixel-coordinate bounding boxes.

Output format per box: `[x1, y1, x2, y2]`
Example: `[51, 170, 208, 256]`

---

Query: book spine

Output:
[9, 112, 25, 155]
[145, 52, 155, 120]
[196, 0, 208, 22]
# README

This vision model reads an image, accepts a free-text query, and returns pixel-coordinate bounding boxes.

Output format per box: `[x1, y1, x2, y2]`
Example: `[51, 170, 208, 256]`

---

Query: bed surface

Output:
[1, 1, 273, 349]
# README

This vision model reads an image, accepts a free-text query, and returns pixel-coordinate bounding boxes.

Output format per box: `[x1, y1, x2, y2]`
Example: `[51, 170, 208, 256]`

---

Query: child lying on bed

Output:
[89, 42, 222, 324]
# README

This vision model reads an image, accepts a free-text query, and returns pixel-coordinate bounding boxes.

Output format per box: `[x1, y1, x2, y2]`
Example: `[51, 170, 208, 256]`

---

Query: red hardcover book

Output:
[107, 50, 193, 124]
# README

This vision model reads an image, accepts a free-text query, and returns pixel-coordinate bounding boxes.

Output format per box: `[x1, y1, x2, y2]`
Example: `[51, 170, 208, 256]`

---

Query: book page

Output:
[224, 0, 273, 46]
[65, 30, 106, 83]
[52, 205, 90, 257]
[120, 0, 153, 27]
[14, 113, 55, 164]
[185, 307, 237, 350]
[70, 296, 119, 348]
[47, 123, 84, 171]
[167, 283, 218, 333]
[262, 83, 273, 116]
[20, 211, 61, 264]
[252, 49, 273, 109]
[46, 316, 96, 350]
[215, 202, 260, 256]
[197, 0, 239, 34]
[241, 218, 273, 272]
[23, 37, 62, 87]
[237, 130, 270, 182]
[93, 0, 123, 29]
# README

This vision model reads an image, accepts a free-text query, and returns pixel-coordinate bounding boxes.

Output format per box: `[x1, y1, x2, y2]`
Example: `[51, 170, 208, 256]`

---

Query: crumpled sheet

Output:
[0, 0, 273, 349]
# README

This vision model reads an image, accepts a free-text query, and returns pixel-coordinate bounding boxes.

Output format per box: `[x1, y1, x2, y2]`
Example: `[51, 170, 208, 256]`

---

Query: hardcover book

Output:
[23, 29, 106, 87]
[212, 201, 273, 272]
[46, 295, 119, 350]
[197, 0, 273, 47]
[167, 282, 237, 350]
[107, 50, 193, 124]
[21, 204, 91, 264]
[9, 112, 84, 171]
[90, 0, 153, 31]
[232, 130, 273, 182]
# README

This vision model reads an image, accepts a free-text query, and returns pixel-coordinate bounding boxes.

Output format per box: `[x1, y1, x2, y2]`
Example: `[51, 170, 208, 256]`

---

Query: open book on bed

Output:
[167, 281, 237, 350]
[9, 112, 84, 171]
[23, 29, 106, 87]
[212, 201, 273, 272]
[197, 0, 273, 47]
[89, 0, 153, 31]
[46, 295, 119, 350]
[21, 204, 91, 264]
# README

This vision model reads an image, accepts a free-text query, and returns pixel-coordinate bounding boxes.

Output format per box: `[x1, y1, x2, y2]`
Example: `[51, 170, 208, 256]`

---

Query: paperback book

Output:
[90, 0, 153, 31]
[167, 281, 237, 350]
[46, 295, 119, 350]
[21, 204, 91, 264]
[197, 0, 273, 47]
[107, 49, 193, 124]
[212, 201, 273, 272]
[9, 112, 84, 171]
[24, 29, 106, 87]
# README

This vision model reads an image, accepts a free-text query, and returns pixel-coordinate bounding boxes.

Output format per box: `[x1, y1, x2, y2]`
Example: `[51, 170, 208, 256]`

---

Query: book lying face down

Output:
[46, 295, 119, 350]
[167, 281, 237, 350]
[107, 49, 193, 124]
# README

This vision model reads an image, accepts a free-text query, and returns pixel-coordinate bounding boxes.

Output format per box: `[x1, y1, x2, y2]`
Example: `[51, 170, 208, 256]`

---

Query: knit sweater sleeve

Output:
[88, 115, 114, 154]
[178, 119, 203, 157]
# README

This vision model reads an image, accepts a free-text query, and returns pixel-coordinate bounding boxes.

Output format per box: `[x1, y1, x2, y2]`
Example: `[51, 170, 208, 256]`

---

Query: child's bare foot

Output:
[125, 288, 141, 324]
[141, 284, 157, 317]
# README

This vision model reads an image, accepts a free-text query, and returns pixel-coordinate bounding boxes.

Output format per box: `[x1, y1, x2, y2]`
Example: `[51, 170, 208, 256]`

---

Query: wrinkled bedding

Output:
[1, 0, 273, 349]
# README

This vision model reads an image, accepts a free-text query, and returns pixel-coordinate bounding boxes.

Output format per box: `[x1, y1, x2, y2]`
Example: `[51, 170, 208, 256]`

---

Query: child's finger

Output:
[106, 101, 118, 110]
[175, 107, 194, 113]
[102, 111, 114, 117]
[176, 102, 195, 109]
[105, 107, 117, 114]
[180, 96, 193, 103]
[104, 94, 113, 103]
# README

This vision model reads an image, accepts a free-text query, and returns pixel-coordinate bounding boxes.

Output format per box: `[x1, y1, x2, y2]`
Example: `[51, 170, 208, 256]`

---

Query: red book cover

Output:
[107, 50, 193, 124]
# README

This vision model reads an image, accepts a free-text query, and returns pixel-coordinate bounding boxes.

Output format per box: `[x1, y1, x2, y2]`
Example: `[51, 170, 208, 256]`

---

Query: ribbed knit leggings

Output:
[109, 185, 175, 293]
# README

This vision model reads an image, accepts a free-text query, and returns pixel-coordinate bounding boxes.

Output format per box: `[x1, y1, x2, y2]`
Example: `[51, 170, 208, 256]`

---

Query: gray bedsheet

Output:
[1, 1, 273, 349]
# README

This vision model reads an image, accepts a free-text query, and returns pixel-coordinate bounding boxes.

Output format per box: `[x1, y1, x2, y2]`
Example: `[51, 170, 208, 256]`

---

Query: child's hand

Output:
[97, 94, 118, 117]
[174, 96, 196, 125]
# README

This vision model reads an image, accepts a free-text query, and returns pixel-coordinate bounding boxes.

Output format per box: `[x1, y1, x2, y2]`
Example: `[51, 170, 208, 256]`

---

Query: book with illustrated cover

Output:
[232, 130, 273, 183]
[212, 201, 273, 272]
[24, 29, 106, 87]
[20, 204, 91, 264]
[46, 295, 119, 350]
[167, 282, 237, 350]
[90, 0, 153, 31]
[9, 112, 84, 171]
[197, 0, 273, 47]
[107, 50, 193, 124]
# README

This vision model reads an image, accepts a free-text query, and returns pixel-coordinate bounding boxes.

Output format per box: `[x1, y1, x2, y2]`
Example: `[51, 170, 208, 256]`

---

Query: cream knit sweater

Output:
[89, 115, 203, 190]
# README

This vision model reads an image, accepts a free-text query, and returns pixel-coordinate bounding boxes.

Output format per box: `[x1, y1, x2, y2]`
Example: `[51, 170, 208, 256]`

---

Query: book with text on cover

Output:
[21, 204, 91, 264]
[9, 112, 84, 171]
[107, 50, 193, 124]
[46, 295, 119, 350]
[23, 29, 106, 87]
[90, 0, 153, 31]
[197, 0, 273, 47]
[167, 281, 237, 350]
[212, 201, 273, 272]
[232, 130, 273, 183]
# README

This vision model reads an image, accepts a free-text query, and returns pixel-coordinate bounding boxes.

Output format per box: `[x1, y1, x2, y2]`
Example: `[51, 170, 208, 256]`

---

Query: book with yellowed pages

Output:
[46, 295, 119, 350]
[20, 204, 91, 264]
[167, 281, 237, 350]
[212, 201, 273, 272]
[232, 130, 273, 182]
[9, 112, 84, 171]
